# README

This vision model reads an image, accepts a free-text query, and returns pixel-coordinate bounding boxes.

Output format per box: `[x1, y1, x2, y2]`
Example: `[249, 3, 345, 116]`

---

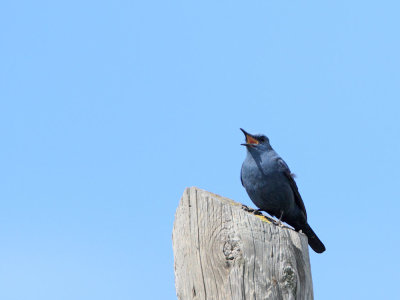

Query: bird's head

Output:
[240, 128, 271, 151]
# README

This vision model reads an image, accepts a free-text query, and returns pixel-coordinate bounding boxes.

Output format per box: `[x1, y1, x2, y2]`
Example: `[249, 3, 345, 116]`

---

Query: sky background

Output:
[1, 0, 400, 299]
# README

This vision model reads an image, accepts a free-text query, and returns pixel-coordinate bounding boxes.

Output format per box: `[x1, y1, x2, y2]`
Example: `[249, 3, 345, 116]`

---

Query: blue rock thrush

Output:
[240, 128, 326, 253]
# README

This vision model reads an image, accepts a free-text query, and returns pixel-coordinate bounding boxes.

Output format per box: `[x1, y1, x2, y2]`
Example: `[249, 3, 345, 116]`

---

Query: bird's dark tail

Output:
[299, 223, 326, 253]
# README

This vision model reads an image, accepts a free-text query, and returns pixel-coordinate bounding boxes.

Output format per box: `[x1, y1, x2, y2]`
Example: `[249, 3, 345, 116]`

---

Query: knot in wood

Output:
[281, 265, 297, 295]
[223, 239, 241, 260]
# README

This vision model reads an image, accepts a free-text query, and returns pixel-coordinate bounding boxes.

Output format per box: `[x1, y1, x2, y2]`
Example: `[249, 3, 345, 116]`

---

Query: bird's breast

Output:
[241, 156, 294, 216]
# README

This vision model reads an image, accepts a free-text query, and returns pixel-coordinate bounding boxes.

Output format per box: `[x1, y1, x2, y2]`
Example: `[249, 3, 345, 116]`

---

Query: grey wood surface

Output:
[172, 187, 314, 300]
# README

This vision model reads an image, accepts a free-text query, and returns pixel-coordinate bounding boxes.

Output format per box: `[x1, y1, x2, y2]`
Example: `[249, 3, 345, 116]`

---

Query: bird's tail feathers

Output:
[300, 223, 326, 253]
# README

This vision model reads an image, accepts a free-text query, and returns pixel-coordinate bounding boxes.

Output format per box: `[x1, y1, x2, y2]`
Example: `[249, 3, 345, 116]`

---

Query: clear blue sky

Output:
[1, 1, 399, 299]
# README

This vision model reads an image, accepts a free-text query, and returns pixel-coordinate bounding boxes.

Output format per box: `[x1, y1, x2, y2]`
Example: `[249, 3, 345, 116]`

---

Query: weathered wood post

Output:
[172, 187, 314, 300]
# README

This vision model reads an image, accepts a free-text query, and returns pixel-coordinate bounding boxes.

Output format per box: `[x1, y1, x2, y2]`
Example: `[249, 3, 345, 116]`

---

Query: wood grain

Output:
[172, 187, 313, 300]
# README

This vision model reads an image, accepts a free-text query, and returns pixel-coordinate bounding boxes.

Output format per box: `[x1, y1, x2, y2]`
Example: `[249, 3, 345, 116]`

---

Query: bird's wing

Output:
[277, 158, 307, 219]
[240, 167, 244, 187]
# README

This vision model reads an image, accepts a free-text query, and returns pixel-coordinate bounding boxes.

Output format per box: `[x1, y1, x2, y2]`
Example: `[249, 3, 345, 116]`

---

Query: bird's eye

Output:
[259, 137, 265, 142]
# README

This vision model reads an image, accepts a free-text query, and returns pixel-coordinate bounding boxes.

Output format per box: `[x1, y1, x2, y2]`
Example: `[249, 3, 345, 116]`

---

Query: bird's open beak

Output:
[240, 128, 259, 147]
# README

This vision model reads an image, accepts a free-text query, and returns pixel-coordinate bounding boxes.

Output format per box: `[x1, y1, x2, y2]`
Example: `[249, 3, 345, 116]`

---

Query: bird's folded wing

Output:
[277, 158, 307, 219]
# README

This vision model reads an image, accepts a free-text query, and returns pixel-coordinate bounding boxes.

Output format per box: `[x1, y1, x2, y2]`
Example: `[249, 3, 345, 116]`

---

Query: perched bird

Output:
[240, 128, 326, 253]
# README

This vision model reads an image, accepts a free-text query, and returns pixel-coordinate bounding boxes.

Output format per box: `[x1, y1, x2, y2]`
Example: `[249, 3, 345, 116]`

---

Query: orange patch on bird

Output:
[246, 135, 259, 144]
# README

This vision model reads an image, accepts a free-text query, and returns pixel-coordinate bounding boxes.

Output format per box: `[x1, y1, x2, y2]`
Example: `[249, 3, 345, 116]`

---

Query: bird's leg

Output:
[277, 211, 284, 227]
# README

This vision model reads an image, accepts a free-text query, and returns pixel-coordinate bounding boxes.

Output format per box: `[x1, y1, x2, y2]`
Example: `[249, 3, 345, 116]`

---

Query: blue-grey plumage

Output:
[240, 128, 325, 253]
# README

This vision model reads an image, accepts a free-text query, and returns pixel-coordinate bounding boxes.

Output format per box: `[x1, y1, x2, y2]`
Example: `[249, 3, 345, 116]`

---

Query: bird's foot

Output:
[253, 208, 265, 216]
[277, 220, 285, 227]
[241, 204, 254, 213]
[241, 205, 264, 216]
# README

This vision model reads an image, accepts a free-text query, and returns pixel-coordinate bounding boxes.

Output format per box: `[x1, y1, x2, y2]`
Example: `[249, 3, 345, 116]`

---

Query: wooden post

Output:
[172, 187, 314, 300]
